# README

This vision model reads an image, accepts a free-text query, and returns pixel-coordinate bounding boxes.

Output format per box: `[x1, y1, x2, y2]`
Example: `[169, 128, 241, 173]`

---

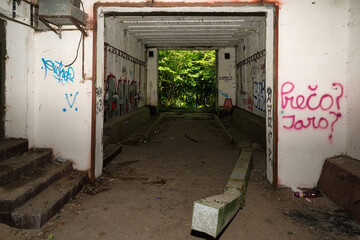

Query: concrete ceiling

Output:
[105, 13, 266, 48]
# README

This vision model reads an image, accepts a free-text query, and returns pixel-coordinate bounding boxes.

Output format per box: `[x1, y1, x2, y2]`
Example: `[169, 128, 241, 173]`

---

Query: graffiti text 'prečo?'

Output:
[281, 82, 344, 140]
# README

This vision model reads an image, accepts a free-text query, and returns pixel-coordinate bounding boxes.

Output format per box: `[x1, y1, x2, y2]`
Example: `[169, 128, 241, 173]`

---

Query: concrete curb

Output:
[213, 114, 234, 145]
[144, 113, 165, 141]
[191, 145, 253, 238]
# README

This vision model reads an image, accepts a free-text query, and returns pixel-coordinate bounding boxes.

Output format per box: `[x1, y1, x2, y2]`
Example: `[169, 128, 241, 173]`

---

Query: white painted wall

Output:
[217, 48, 236, 107]
[277, 0, 349, 187]
[146, 48, 158, 106]
[346, 0, 360, 160]
[34, 31, 92, 171]
[4, 21, 34, 140]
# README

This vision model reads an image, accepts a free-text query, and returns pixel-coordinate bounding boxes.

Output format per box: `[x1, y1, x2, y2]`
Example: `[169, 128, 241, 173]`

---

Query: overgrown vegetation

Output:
[158, 50, 216, 111]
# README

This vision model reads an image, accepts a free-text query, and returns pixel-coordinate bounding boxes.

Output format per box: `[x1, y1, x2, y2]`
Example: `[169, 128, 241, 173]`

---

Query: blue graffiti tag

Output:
[253, 80, 266, 112]
[219, 90, 229, 98]
[41, 58, 75, 86]
[63, 91, 79, 112]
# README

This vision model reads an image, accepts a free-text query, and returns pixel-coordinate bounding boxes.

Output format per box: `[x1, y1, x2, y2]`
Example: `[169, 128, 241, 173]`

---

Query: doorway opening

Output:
[158, 50, 216, 112]
[94, 5, 278, 186]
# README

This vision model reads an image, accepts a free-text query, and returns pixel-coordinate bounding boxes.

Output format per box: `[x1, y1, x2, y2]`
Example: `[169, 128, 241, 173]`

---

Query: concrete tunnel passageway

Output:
[97, 5, 276, 186]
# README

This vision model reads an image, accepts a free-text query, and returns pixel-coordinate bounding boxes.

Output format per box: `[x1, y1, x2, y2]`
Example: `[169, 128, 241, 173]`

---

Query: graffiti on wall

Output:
[243, 96, 254, 111]
[41, 58, 79, 113]
[96, 87, 103, 114]
[104, 73, 139, 121]
[41, 58, 75, 86]
[63, 92, 79, 112]
[266, 87, 273, 167]
[219, 76, 232, 82]
[219, 90, 229, 98]
[253, 80, 266, 112]
[238, 50, 266, 116]
[281, 82, 344, 140]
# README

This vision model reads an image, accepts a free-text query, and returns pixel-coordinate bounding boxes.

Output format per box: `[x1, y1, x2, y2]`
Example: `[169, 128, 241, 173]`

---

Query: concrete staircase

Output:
[0, 138, 88, 229]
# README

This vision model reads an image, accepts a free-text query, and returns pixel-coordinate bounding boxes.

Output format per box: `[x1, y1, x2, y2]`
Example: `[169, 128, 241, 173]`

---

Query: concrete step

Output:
[0, 162, 72, 213]
[103, 144, 122, 167]
[10, 170, 88, 229]
[0, 138, 28, 162]
[0, 149, 52, 187]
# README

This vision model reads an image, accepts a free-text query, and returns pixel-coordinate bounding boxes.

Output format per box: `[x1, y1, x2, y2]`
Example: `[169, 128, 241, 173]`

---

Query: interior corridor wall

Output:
[146, 48, 158, 107]
[277, 0, 349, 187]
[217, 48, 236, 107]
[236, 21, 266, 118]
[104, 17, 146, 120]
[346, 0, 360, 160]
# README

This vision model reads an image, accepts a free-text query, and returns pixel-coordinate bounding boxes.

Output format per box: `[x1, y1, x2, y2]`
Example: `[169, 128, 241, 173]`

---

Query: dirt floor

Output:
[1, 117, 360, 240]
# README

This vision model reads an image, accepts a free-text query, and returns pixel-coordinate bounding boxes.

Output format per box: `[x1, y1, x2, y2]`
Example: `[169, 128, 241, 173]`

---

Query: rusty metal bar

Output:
[70, 17, 88, 37]
[237, 49, 266, 68]
[104, 42, 145, 66]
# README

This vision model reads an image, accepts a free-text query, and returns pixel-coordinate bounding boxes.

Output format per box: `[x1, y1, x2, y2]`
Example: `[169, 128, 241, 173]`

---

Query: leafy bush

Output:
[158, 50, 216, 111]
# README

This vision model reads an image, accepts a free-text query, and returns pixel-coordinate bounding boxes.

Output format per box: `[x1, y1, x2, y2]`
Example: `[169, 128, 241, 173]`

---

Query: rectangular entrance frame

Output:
[92, 3, 278, 187]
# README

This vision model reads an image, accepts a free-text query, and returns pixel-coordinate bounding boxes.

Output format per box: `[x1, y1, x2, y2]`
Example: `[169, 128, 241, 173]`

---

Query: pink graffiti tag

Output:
[281, 82, 343, 111]
[281, 82, 344, 140]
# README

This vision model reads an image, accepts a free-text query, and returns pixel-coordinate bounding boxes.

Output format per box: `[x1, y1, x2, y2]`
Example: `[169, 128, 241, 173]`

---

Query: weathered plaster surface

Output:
[346, 0, 360, 160]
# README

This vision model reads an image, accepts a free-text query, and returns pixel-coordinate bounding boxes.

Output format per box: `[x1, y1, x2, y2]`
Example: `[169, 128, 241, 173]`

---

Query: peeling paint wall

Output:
[277, 0, 349, 187]
[218, 48, 236, 107]
[346, 0, 360, 160]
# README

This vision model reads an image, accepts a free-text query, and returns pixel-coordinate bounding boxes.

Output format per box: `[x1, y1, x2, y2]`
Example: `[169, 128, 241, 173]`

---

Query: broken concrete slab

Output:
[226, 149, 253, 208]
[192, 188, 241, 238]
[318, 156, 360, 222]
[191, 148, 253, 237]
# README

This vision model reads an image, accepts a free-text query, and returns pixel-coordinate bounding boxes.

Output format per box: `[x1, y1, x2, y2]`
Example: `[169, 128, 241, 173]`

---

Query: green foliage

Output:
[158, 50, 216, 111]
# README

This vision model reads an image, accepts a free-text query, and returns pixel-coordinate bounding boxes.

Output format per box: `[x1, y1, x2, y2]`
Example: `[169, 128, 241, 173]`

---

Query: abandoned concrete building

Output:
[0, 0, 360, 239]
